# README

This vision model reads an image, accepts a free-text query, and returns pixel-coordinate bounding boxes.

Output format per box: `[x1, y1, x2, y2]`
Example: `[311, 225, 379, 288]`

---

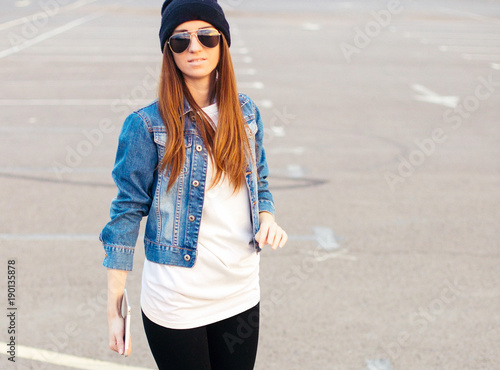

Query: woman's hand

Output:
[108, 311, 131, 356]
[107, 269, 131, 356]
[255, 212, 288, 250]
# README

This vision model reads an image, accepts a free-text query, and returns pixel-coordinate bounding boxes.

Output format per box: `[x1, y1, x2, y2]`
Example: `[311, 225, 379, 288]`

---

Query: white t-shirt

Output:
[140, 103, 260, 329]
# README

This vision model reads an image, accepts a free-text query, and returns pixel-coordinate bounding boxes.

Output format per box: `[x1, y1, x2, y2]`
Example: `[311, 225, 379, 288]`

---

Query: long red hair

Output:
[157, 35, 250, 192]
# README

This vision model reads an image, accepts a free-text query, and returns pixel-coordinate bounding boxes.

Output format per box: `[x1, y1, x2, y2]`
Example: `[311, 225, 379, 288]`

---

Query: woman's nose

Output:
[188, 34, 203, 52]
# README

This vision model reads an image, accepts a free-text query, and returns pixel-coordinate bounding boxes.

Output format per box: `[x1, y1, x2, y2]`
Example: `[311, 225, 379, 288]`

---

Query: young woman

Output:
[100, 0, 287, 368]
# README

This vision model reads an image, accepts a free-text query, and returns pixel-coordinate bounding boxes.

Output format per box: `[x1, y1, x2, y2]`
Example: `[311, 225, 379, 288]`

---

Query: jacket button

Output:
[184, 254, 191, 261]
[192, 180, 199, 187]
[196, 145, 202, 152]
[189, 113, 196, 121]
[188, 215, 195, 222]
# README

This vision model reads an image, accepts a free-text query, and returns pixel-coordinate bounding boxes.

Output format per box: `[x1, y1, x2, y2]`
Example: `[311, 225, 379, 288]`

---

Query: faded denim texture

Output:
[100, 94, 274, 271]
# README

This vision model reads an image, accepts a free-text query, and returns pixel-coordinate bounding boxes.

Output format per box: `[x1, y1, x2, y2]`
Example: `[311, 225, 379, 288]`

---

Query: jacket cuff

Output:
[102, 244, 134, 271]
[258, 199, 275, 217]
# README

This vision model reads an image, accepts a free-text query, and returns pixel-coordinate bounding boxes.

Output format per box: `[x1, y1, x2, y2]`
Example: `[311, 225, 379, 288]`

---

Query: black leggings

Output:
[142, 303, 260, 370]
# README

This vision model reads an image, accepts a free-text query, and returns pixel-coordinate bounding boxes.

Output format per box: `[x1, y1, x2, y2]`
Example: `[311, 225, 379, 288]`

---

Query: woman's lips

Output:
[188, 58, 207, 66]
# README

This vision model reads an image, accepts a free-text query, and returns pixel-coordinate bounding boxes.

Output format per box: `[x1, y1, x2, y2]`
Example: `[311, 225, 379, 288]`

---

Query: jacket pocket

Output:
[153, 131, 166, 146]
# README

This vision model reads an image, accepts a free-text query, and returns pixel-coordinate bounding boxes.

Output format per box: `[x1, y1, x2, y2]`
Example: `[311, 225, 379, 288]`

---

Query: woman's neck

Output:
[185, 76, 215, 108]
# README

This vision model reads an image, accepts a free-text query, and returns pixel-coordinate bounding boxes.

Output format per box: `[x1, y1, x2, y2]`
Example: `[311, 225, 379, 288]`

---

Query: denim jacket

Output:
[99, 93, 274, 271]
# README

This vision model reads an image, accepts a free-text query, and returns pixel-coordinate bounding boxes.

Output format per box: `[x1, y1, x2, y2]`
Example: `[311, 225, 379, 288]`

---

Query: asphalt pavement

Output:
[0, 0, 499, 369]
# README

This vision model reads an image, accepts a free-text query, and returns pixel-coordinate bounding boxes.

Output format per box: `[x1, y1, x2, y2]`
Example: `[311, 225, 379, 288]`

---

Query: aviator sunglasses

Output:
[168, 28, 221, 54]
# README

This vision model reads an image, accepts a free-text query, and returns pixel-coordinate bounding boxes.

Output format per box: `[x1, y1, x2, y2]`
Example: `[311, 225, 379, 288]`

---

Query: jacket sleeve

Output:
[99, 112, 157, 271]
[252, 100, 275, 216]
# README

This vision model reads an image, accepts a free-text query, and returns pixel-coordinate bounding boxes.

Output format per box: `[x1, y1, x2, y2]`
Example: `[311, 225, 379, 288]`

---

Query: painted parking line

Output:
[411, 84, 459, 108]
[421, 38, 500, 46]
[289, 227, 340, 251]
[462, 53, 500, 61]
[0, 342, 154, 370]
[2, 80, 155, 87]
[0, 234, 97, 241]
[239, 81, 264, 89]
[269, 147, 306, 155]
[0, 13, 102, 59]
[270, 125, 286, 137]
[14, 46, 159, 54]
[236, 68, 257, 75]
[0, 0, 99, 31]
[0, 167, 109, 173]
[15, 0, 31, 6]
[404, 31, 500, 40]
[301, 22, 321, 31]
[3, 55, 160, 63]
[231, 47, 249, 55]
[439, 45, 500, 53]
[0, 126, 105, 133]
[257, 99, 273, 108]
[438, 7, 500, 24]
[233, 55, 253, 64]
[0, 99, 152, 106]
[366, 358, 394, 370]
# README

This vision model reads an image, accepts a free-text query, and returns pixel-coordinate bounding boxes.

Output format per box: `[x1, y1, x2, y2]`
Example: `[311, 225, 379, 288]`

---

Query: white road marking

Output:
[305, 248, 357, 262]
[302, 23, 321, 31]
[0, 13, 103, 59]
[366, 358, 394, 370]
[4, 55, 160, 63]
[411, 84, 459, 108]
[0, 342, 154, 370]
[15, 0, 31, 7]
[269, 147, 306, 155]
[239, 82, 264, 89]
[339, 2, 355, 8]
[236, 68, 257, 75]
[439, 45, 500, 53]
[232, 47, 249, 55]
[0, 0, 99, 31]
[404, 31, 500, 40]
[286, 164, 304, 178]
[15, 46, 159, 54]
[258, 99, 273, 108]
[462, 53, 500, 61]
[420, 38, 500, 46]
[0, 166, 108, 173]
[437, 7, 500, 25]
[289, 227, 342, 251]
[0, 234, 97, 241]
[271, 126, 286, 137]
[312, 227, 340, 251]
[0, 126, 94, 133]
[2, 80, 154, 87]
[0, 99, 152, 106]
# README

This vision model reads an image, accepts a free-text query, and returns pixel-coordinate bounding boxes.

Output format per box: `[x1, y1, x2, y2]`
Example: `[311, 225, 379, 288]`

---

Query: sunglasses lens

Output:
[169, 29, 220, 53]
[197, 29, 220, 48]
[169, 33, 190, 53]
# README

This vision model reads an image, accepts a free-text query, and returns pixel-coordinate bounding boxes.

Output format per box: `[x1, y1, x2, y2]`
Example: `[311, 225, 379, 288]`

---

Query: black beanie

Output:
[159, 0, 231, 53]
